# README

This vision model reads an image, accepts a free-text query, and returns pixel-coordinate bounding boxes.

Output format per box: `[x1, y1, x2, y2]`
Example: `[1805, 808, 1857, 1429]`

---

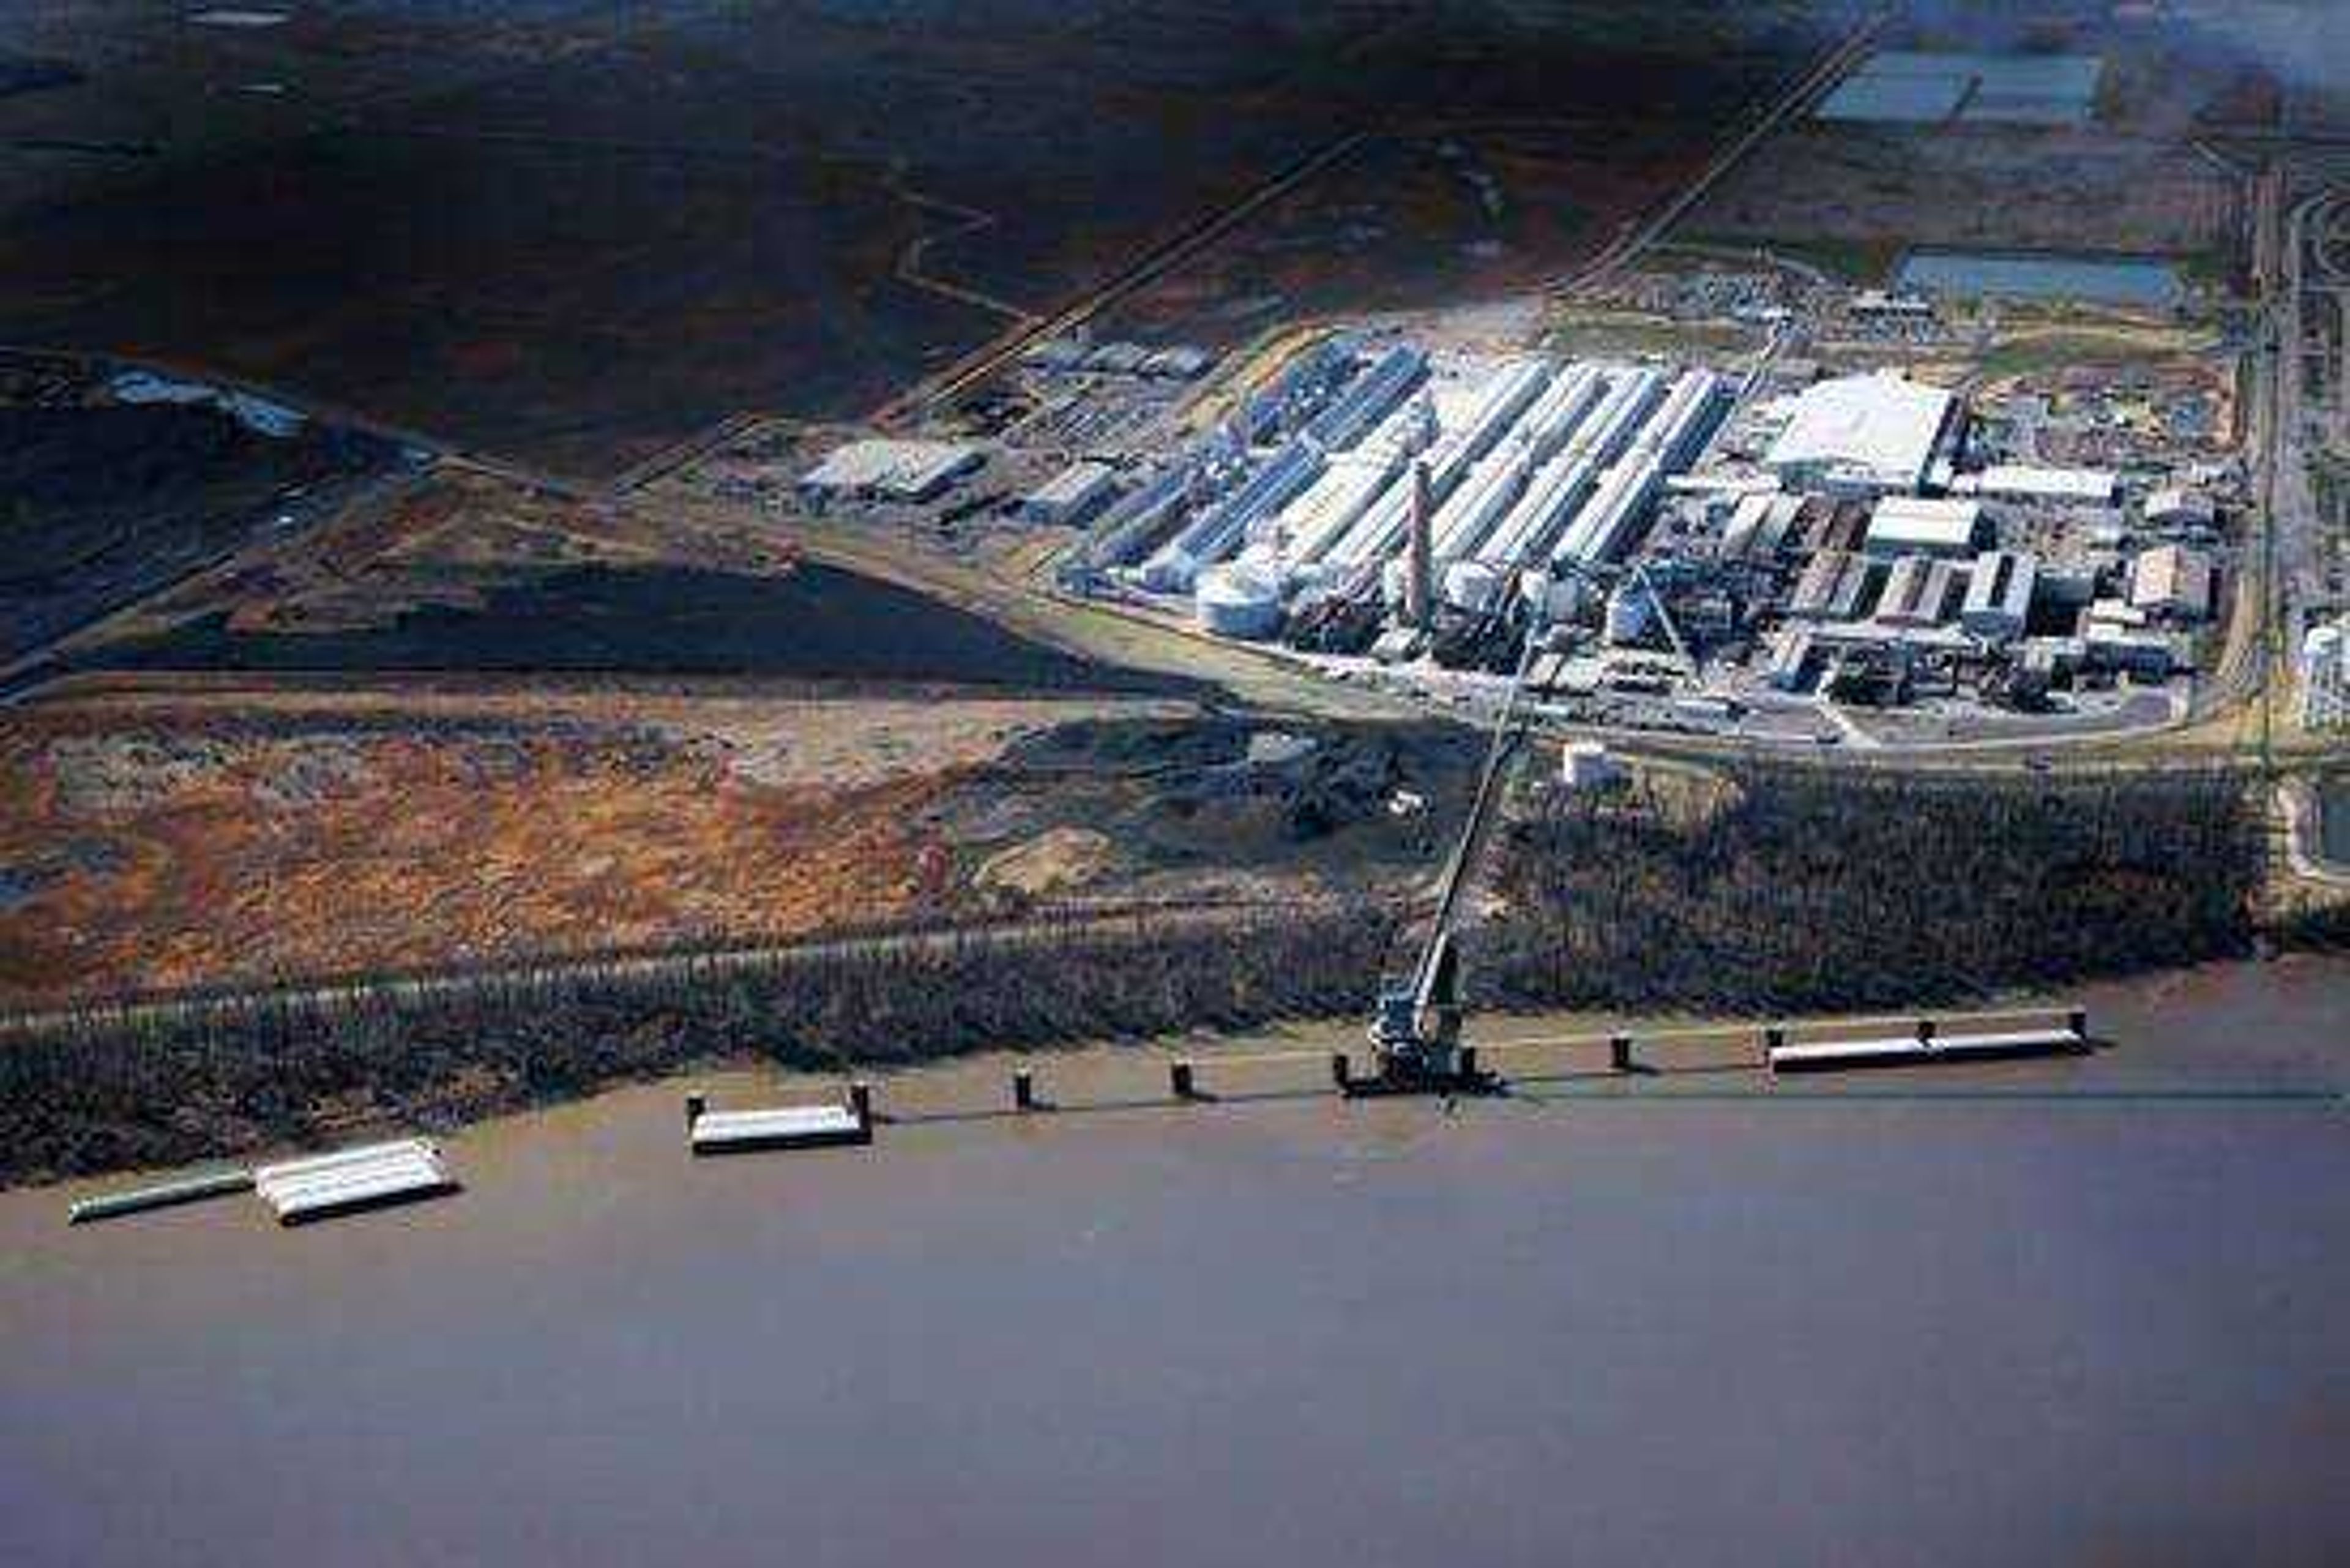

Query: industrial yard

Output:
[696, 254, 2249, 755]
[8, 6, 2350, 1567]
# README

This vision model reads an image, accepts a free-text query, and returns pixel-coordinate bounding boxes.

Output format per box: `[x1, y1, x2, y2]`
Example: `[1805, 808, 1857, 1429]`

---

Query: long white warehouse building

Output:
[1323, 359, 1551, 569]
[1099, 344, 1728, 621]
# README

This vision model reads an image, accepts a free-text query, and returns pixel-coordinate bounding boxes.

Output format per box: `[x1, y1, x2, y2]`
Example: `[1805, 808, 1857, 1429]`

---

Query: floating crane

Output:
[1356, 595, 1548, 1096]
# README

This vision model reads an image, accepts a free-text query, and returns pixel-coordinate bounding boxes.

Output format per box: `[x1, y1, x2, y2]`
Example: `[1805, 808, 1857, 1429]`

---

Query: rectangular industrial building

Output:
[1764, 373, 1958, 496]
[1965, 465, 2118, 506]
[1961, 549, 2037, 642]
[800, 439, 984, 503]
[1020, 461, 1117, 526]
[1788, 548, 1878, 622]
[1865, 496, 1987, 557]
[2128, 543, 2215, 622]
[1719, 491, 1807, 562]
[1876, 554, 1961, 626]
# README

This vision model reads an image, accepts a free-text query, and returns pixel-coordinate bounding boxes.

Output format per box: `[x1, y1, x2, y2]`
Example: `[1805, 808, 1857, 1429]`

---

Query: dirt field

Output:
[0, 688, 1166, 1006]
[0, 689, 1478, 1009]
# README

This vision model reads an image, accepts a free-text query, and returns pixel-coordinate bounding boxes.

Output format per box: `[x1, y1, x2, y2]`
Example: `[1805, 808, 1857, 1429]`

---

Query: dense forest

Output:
[0, 905, 1398, 1184]
[1482, 763, 2267, 1015]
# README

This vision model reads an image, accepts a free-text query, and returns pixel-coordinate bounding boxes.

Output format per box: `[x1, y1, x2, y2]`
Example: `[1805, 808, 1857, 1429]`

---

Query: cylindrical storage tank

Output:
[1518, 569, 1585, 624]
[1604, 583, 1652, 645]
[1236, 540, 1288, 586]
[1381, 556, 1412, 610]
[1196, 563, 1283, 641]
[1442, 560, 1501, 614]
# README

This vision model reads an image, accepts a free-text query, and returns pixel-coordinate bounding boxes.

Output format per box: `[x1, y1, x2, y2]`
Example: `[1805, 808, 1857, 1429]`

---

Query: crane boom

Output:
[1365, 599, 1546, 1089]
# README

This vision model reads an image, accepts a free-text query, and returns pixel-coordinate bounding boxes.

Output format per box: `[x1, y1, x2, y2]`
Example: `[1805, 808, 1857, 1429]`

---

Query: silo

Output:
[1196, 563, 1284, 640]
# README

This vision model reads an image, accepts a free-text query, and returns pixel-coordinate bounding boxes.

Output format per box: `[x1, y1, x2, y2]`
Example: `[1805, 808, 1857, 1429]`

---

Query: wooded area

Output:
[0, 905, 1397, 1184]
[1483, 763, 2267, 1015]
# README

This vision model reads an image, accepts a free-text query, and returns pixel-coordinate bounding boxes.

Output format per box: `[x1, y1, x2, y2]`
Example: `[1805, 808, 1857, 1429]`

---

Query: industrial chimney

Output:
[1406, 460, 1434, 632]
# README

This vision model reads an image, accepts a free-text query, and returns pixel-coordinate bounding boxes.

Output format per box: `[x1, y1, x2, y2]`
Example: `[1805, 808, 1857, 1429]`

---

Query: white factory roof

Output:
[1022, 461, 1115, 512]
[1865, 495, 1985, 553]
[1764, 373, 1955, 491]
[1964, 464, 2118, 504]
[800, 438, 983, 498]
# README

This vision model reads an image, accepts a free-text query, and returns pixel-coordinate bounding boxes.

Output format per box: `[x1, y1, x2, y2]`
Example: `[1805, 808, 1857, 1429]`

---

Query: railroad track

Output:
[867, 129, 1374, 428]
[1554, 7, 1890, 297]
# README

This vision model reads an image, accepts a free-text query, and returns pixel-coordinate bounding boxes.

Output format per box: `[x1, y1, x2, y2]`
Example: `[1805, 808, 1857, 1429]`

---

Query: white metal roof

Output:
[1764, 374, 1953, 490]
[1024, 461, 1114, 509]
[1866, 495, 1983, 551]
[801, 439, 982, 495]
[1969, 464, 2117, 503]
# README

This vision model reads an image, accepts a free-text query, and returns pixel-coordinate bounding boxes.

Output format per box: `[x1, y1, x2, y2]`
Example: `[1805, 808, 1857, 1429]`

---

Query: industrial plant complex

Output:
[774, 299, 2247, 750]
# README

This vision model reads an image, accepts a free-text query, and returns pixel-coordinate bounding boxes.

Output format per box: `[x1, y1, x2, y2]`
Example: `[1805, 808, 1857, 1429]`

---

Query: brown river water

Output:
[5, 956, 2348, 1567]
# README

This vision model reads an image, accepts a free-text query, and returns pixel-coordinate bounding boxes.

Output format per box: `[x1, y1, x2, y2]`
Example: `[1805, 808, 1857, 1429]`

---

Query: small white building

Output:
[2128, 543, 2215, 622]
[2085, 596, 2150, 633]
[1849, 289, 1936, 321]
[1865, 495, 1988, 557]
[1019, 462, 1117, 526]
[1964, 464, 2119, 506]
[2299, 620, 2348, 729]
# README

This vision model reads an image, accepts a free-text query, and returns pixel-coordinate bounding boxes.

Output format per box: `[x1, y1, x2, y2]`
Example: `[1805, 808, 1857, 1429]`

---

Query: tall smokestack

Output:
[1406, 460, 1434, 632]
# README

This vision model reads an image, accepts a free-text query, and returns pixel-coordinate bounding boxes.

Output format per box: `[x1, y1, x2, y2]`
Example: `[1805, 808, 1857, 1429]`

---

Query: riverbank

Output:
[8, 758, 2299, 1188]
[10, 955, 2346, 1568]
[27, 947, 2347, 1207]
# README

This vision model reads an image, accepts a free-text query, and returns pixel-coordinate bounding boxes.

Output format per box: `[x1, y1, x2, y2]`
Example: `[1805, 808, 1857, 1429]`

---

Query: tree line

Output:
[2, 760, 2316, 1189]
[1, 905, 1399, 1184]
[1479, 762, 2267, 1017]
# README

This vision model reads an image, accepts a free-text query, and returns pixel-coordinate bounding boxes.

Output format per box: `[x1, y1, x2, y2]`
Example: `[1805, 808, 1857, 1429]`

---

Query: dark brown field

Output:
[0, 2, 1832, 477]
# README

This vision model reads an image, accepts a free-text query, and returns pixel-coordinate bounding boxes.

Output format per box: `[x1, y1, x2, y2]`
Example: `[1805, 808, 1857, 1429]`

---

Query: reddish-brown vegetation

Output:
[0, 709, 958, 1005]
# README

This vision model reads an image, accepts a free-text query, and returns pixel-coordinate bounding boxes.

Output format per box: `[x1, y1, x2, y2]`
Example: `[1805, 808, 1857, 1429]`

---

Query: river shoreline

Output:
[25, 950, 2346, 1209]
[8, 952, 2347, 1568]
